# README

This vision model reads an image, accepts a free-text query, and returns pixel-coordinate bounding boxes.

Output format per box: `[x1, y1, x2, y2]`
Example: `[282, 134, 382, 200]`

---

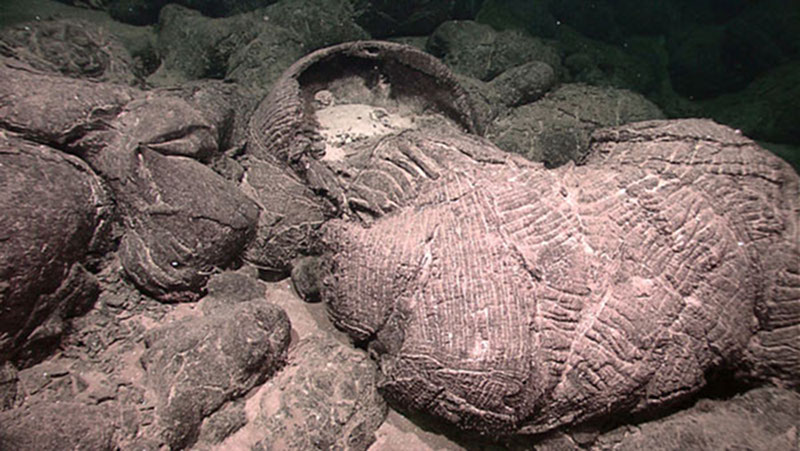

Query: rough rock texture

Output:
[109, 142, 259, 302]
[320, 118, 800, 435]
[148, 4, 258, 84]
[1, 50, 261, 302]
[224, 24, 305, 95]
[196, 401, 248, 445]
[1, 9, 799, 448]
[248, 40, 488, 216]
[0, 133, 111, 363]
[198, 269, 267, 314]
[248, 333, 387, 451]
[0, 401, 117, 450]
[587, 120, 800, 387]
[450, 61, 558, 137]
[595, 387, 800, 450]
[79, 95, 260, 301]
[0, 55, 136, 145]
[239, 154, 330, 272]
[0, 18, 141, 86]
[146, 1, 367, 91]
[488, 83, 664, 167]
[141, 299, 290, 448]
[0, 362, 19, 410]
[489, 61, 557, 108]
[290, 256, 326, 302]
[262, 0, 368, 53]
[427, 20, 562, 82]
[154, 79, 260, 156]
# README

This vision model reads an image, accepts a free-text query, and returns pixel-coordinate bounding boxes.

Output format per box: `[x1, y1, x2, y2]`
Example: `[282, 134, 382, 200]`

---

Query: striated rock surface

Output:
[1, 9, 798, 447]
[239, 154, 330, 272]
[1, 51, 261, 303]
[320, 118, 800, 435]
[248, 39, 490, 220]
[587, 119, 800, 387]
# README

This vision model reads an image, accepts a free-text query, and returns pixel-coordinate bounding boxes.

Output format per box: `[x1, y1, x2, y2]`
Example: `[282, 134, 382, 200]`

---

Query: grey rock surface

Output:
[1, 8, 798, 448]
[249, 333, 387, 451]
[199, 269, 267, 314]
[148, 4, 259, 84]
[320, 118, 800, 435]
[427, 20, 562, 82]
[0, 18, 141, 86]
[290, 256, 325, 302]
[488, 83, 664, 167]
[489, 61, 557, 108]
[452, 60, 558, 131]
[248, 40, 488, 218]
[239, 154, 330, 273]
[0, 55, 136, 145]
[2, 50, 261, 302]
[148, 0, 367, 93]
[595, 387, 800, 450]
[196, 401, 248, 445]
[0, 362, 18, 410]
[12, 61, 260, 301]
[588, 120, 800, 387]
[141, 299, 290, 448]
[0, 133, 111, 362]
[556, 25, 661, 96]
[0, 401, 117, 451]
[111, 142, 259, 302]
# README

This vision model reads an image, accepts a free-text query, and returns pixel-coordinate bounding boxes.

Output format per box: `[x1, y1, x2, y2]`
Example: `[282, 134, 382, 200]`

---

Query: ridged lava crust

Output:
[322, 119, 800, 434]
[249, 40, 799, 436]
[247, 40, 484, 210]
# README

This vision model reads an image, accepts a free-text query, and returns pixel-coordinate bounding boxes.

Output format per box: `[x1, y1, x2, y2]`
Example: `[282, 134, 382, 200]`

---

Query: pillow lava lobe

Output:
[249, 41, 800, 436]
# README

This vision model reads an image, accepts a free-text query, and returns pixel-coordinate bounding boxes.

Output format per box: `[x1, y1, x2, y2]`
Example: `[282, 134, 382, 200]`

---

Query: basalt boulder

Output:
[250, 38, 799, 438]
[0, 18, 141, 86]
[247, 40, 493, 220]
[247, 333, 387, 451]
[79, 94, 260, 301]
[140, 299, 290, 448]
[427, 20, 562, 82]
[319, 117, 800, 435]
[487, 83, 664, 167]
[0, 401, 117, 451]
[0, 133, 111, 364]
[1, 50, 261, 302]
